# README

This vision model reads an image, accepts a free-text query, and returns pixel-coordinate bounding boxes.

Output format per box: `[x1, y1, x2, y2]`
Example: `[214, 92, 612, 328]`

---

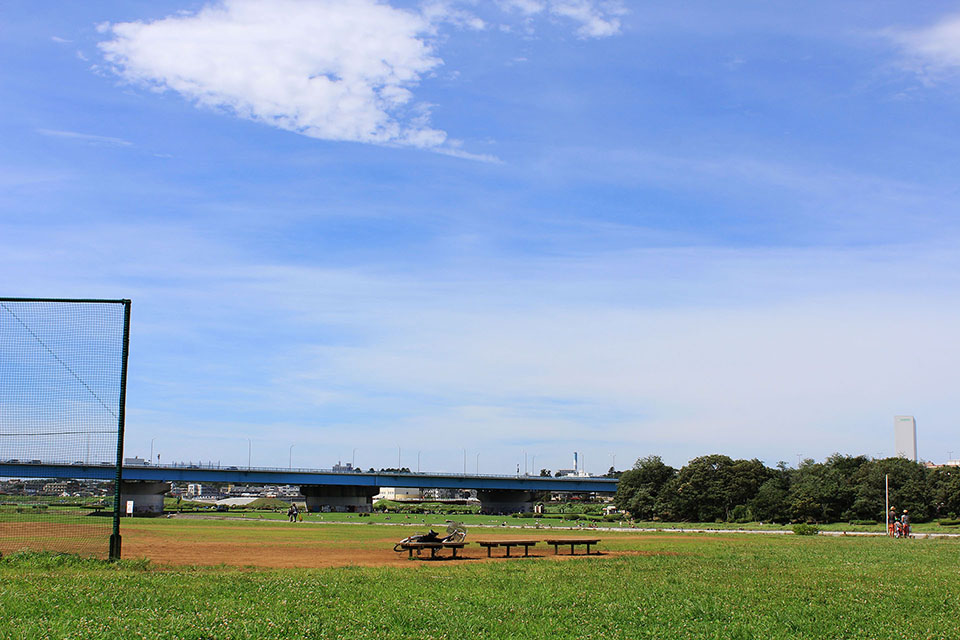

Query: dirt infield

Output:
[119, 522, 665, 569]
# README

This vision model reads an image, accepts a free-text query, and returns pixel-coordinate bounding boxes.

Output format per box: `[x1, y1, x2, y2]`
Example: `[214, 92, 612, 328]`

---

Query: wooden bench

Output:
[544, 538, 601, 555]
[476, 540, 539, 557]
[397, 542, 468, 559]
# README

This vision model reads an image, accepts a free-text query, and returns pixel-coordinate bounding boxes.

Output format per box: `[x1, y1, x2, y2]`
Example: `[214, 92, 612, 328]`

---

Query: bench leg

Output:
[553, 544, 559, 554]
[570, 544, 575, 555]
[487, 547, 492, 558]
[408, 548, 413, 559]
[430, 547, 437, 559]
[523, 546, 530, 557]
[586, 544, 592, 555]
[452, 547, 458, 559]
[505, 546, 511, 558]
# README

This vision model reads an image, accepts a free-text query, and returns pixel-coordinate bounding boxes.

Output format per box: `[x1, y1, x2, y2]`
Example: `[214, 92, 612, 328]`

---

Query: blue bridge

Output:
[0, 462, 619, 514]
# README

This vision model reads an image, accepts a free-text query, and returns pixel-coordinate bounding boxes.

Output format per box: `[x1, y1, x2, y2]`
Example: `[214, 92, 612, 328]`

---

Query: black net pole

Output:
[109, 300, 131, 560]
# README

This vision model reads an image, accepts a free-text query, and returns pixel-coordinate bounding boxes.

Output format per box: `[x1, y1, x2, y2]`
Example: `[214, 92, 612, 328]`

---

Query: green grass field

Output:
[2, 519, 959, 639]
[180, 508, 960, 533]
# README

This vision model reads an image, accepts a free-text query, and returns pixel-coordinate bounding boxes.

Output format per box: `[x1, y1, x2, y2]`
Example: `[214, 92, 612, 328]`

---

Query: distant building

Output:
[375, 487, 420, 501]
[894, 415, 917, 462]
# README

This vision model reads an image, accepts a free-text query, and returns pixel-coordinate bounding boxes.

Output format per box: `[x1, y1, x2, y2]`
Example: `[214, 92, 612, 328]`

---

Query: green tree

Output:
[613, 455, 676, 519]
[787, 454, 870, 523]
[661, 455, 773, 522]
[749, 476, 790, 523]
[848, 457, 931, 522]
[929, 466, 960, 518]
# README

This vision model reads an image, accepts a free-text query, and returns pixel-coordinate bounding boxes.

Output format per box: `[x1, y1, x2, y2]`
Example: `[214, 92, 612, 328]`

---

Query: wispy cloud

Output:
[3, 216, 957, 468]
[549, 0, 625, 38]
[498, 0, 625, 38]
[887, 13, 960, 81]
[36, 128, 133, 147]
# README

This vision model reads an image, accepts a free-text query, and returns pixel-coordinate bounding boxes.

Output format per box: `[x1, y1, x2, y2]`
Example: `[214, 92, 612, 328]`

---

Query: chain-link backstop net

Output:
[0, 299, 129, 559]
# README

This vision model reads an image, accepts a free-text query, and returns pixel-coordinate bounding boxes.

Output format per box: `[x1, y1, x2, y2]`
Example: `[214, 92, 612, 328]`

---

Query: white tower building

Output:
[894, 415, 917, 462]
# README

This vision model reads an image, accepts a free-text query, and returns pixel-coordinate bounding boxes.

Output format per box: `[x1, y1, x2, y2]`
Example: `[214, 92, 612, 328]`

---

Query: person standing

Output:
[901, 510, 910, 537]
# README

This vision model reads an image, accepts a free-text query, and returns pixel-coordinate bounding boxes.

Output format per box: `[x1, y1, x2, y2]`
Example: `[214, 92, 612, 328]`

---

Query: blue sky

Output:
[3, 1, 960, 473]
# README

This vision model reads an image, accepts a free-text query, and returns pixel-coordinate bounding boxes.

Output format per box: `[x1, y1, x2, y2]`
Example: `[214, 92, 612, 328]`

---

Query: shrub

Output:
[938, 518, 960, 526]
[848, 520, 878, 526]
[792, 523, 820, 536]
[730, 504, 753, 523]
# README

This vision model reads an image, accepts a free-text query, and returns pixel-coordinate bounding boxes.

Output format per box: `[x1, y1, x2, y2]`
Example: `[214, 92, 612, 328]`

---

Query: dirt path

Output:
[121, 526, 649, 568]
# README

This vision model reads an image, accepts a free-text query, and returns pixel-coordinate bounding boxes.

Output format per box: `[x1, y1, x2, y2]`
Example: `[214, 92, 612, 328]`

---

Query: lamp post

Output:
[463, 448, 466, 475]
[885, 474, 890, 535]
[248, 438, 252, 470]
[150, 438, 156, 465]
[531, 455, 536, 476]
[289, 444, 295, 470]
[523, 450, 527, 475]
[352, 448, 357, 468]
[398, 446, 401, 470]
[476, 452, 480, 474]
[418, 450, 421, 473]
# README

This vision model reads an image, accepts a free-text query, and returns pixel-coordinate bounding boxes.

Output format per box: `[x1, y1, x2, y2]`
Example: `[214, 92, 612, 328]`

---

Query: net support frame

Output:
[0, 296, 131, 560]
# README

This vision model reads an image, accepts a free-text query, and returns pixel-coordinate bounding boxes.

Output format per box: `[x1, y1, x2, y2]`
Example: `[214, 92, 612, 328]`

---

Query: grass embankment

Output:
[1, 521, 959, 639]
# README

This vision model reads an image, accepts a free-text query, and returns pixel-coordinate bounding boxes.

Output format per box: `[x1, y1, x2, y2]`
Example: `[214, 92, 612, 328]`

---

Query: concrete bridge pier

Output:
[119, 480, 170, 515]
[477, 489, 535, 514]
[301, 484, 378, 513]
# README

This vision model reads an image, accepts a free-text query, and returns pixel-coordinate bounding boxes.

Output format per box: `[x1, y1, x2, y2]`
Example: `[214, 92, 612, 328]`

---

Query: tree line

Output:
[613, 454, 960, 524]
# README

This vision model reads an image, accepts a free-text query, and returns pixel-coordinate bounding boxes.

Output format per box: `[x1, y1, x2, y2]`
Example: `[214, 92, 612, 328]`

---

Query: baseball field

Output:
[2, 516, 959, 639]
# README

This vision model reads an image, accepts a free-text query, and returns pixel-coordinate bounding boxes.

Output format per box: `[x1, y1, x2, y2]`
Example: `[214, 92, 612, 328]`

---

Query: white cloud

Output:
[95, 0, 625, 156]
[98, 0, 447, 149]
[36, 129, 132, 146]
